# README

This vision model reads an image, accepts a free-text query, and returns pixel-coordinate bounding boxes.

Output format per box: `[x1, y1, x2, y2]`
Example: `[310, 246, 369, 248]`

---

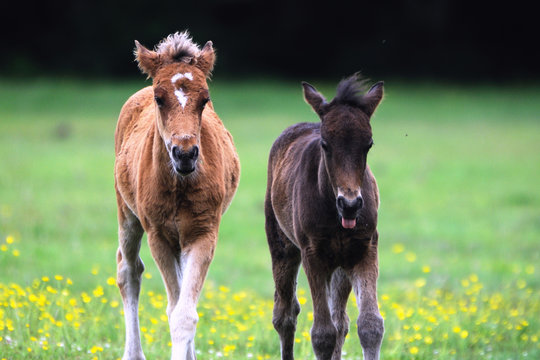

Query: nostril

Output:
[171, 146, 181, 161]
[357, 196, 364, 209]
[190, 145, 199, 160]
[337, 196, 345, 210]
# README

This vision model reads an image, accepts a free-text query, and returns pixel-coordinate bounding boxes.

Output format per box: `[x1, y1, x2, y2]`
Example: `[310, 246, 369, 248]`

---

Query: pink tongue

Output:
[341, 218, 356, 229]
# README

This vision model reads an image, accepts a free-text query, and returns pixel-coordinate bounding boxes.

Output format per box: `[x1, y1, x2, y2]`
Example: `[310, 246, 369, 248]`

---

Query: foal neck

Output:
[317, 155, 334, 199]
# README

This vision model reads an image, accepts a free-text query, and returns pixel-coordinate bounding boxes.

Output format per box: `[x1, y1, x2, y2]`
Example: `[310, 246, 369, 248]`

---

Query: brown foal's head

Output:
[135, 32, 215, 176]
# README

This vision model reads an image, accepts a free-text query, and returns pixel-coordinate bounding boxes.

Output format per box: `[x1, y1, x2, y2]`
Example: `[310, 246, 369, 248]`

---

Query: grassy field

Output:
[0, 77, 539, 359]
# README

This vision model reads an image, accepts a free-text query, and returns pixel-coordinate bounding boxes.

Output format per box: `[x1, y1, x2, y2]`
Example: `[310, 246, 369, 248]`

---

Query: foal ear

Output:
[302, 82, 328, 116]
[363, 81, 384, 116]
[134, 40, 160, 78]
[196, 41, 216, 77]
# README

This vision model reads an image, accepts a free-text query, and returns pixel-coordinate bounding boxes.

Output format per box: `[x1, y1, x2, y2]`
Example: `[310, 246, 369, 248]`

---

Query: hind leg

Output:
[329, 268, 352, 360]
[116, 200, 145, 360]
[266, 206, 301, 360]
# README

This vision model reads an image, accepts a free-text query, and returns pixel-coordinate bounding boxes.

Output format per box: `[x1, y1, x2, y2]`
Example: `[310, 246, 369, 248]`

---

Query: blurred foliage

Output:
[0, 0, 537, 80]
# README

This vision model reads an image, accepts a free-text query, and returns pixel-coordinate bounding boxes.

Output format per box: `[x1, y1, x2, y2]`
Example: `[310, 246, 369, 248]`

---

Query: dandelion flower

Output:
[392, 243, 405, 254]
[405, 252, 416, 262]
[93, 286, 104, 298]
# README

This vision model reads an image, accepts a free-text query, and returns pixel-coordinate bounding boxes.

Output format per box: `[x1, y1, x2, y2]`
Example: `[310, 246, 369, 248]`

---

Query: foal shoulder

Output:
[116, 87, 154, 151]
[270, 122, 320, 158]
[119, 86, 154, 118]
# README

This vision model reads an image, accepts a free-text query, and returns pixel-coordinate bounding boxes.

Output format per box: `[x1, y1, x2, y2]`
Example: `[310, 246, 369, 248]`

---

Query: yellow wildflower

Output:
[93, 286, 104, 298]
[414, 278, 426, 288]
[392, 243, 405, 254]
[405, 252, 417, 262]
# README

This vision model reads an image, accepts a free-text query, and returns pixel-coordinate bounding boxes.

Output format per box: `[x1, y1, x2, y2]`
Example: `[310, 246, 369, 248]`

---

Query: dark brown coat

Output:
[265, 74, 384, 360]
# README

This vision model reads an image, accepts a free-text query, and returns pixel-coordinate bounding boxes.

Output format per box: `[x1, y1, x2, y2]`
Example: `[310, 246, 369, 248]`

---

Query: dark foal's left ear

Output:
[363, 81, 384, 117]
[196, 41, 216, 78]
[302, 82, 328, 116]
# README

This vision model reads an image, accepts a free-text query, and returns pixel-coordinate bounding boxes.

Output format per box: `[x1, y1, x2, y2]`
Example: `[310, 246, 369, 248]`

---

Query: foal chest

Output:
[314, 234, 373, 270]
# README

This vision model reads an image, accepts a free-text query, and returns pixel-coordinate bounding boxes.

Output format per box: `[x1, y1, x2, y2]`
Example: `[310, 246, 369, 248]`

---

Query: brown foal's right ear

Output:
[134, 40, 160, 78]
[302, 82, 328, 116]
[196, 41, 216, 78]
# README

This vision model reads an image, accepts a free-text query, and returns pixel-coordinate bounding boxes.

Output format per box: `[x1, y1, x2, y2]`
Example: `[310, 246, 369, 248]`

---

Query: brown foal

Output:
[114, 31, 239, 360]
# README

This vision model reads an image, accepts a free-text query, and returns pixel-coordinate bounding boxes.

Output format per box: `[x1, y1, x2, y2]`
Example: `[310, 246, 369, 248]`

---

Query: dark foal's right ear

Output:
[363, 81, 384, 117]
[302, 82, 328, 116]
[134, 40, 161, 78]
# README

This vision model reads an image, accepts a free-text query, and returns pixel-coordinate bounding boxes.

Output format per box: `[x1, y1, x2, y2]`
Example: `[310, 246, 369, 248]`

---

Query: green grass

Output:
[0, 77, 539, 359]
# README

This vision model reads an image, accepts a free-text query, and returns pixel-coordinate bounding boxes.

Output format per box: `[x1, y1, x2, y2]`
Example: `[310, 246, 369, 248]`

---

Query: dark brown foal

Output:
[265, 74, 384, 360]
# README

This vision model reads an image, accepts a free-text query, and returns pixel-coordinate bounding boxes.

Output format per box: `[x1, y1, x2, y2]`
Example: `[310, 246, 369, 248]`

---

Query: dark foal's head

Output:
[135, 31, 215, 176]
[303, 74, 383, 229]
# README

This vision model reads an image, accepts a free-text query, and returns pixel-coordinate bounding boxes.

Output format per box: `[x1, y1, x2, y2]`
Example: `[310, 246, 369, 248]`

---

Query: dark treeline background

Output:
[1, 0, 536, 81]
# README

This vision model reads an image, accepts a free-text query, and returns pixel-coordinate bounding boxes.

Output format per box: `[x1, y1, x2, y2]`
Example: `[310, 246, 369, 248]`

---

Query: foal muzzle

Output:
[171, 145, 199, 176]
[336, 195, 363, 229]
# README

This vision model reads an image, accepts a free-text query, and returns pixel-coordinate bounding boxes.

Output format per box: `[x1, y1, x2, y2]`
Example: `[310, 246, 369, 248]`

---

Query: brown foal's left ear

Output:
[196, 41, 216, 77]
[302, 82, 328, 116]
[134, 40, 161, 78]
[363, 81, 384, 116]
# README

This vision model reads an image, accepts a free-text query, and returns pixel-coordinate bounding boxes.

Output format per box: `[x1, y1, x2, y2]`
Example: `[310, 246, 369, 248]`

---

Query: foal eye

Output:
[154, 96, 164, 107]
[320, 140, 329, 152]
[367, 141, 374, 150]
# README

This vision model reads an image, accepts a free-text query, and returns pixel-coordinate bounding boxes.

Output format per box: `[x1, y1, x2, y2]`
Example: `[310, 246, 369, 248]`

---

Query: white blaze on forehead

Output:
[174, 88, 188, 109]
[171, 73, 193, 109]
[171, 72, 193, 84]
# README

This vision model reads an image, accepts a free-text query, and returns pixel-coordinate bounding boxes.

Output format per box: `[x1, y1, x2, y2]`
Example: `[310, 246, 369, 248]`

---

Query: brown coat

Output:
[113, 31, 239, 360]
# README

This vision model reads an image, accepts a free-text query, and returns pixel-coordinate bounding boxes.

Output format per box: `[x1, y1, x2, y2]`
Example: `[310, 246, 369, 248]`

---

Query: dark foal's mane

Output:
[335, 74, 369, 105]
